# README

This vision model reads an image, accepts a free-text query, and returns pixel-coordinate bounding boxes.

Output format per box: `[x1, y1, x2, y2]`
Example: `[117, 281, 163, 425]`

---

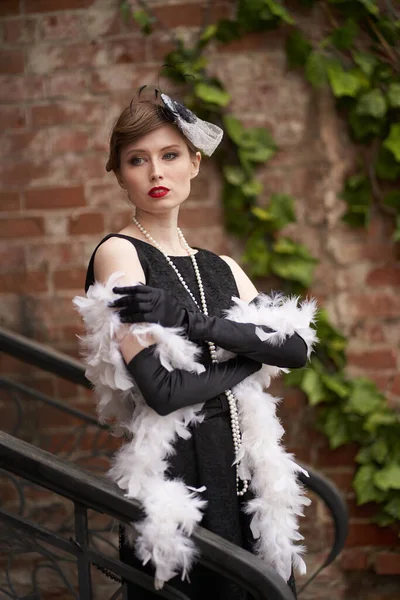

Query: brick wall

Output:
[0, 1, 399, 598]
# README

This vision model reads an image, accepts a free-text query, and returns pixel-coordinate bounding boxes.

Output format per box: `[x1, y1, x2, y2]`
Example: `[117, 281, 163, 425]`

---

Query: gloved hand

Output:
[112, 285, 308, 369]
[111, 285, 187, 328]
[126, 346, 261, 416]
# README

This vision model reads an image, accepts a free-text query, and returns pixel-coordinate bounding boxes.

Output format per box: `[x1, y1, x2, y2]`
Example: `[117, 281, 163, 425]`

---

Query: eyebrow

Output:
[125, 144, 181, 157]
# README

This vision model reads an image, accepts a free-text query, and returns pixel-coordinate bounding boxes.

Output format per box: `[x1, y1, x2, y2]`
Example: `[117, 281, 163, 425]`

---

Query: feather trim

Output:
[219, 293, 317, 580]
[73, 275, 205, 587]
[73, 277, 318, 587]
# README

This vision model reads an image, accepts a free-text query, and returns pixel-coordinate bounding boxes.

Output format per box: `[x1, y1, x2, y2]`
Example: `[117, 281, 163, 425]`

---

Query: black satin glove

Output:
[111, 284, 186, 328]
[126, 346, 261, 416]
[113, 285, 307, 369]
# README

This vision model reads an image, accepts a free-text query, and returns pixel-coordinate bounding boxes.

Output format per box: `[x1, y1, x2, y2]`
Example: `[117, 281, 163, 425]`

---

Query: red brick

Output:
[367, 266, 400, 287]
[0, 49, 25, 74]
[390, 374, 400, 396]
[0, 1, 21, 17]
[0, 244, 24, 271]
[37, 13, 84, 39]
[374, 552, 400, 574]
[0, 106, 26, 130]
[0, 160, 49, 187]
[90, 64, 155, 94]
[0, 132, 38, 159]
[347, 498, 379, 520]
[346, 523, 400, 547]
[322, 469, 355, 494]
[3, 17, 36, 43]
[316, 443, 358, 468]
[31, 101, 105, 127]
[347, 349, 397, 370]
[0, 74, 44, 102]
[0, 354, 29, 375]
[0, 191, 20, 211]
[341, 548, 369, 571]
[68, 212, 104, 235]
[0, 216, 44, 237]
[25, 241, 87, 270]
[367, 374, 391, 394]
[218, 31, 272, 53]
[0, 271, 48, 293]
[104, 37, 147, 65]
[52, 130, 90, 153]
[53, 268, 87, 290]
[25, 186, 86, 210]
[46, 72, 88, 98]
[179, 207, 224, 228]
[24, 0, 93, 12]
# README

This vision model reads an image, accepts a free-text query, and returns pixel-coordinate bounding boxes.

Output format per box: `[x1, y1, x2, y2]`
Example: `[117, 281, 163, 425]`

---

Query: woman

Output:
[74, 89, 317, 600]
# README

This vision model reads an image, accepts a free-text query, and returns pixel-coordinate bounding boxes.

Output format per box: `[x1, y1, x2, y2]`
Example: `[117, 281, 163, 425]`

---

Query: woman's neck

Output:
[131, 210, 189, 255]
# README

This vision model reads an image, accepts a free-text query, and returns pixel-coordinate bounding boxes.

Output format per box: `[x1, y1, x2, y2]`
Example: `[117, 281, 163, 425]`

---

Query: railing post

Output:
[74, 502, 93, 599]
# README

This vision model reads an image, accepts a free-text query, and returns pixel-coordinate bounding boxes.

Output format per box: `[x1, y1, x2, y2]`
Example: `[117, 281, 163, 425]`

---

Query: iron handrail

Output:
[0, 325, 349, 585]
[0, 430, 295, 600]
[0, 326, 89, 388]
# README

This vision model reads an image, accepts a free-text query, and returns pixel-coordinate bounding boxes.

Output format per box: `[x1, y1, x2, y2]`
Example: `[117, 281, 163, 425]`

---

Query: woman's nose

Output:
[150, 163, 164, 181]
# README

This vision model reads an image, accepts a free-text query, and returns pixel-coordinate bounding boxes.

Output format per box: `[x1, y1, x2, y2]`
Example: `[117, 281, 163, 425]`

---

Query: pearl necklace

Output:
[132, 216, 249, 497]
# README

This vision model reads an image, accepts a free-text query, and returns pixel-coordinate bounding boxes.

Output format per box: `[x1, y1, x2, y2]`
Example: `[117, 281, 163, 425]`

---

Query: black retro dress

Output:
[85, 233, 297, 600]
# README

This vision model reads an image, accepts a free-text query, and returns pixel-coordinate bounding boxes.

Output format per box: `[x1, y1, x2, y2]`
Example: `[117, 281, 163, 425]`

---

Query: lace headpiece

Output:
[161, 93, 223, 156]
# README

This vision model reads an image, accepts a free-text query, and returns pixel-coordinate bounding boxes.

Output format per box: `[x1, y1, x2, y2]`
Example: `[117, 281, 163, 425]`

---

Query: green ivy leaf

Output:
[301, 369, 325, 405]
[370, 439, 389, 464]
[199, 24, 218, 46]
[358, 0, 379, 15]
[239, 146, 275, 164]
[242, 233, 271, 278]
[341, 173, 372, 226]
[383, 123, 400, 162]
[354, 464, 385, 505]
[364, 411, 398, 433]
[286, 29, 312, 68]
[194, 83, 231, 107]
[356, 446, 372, 464]
[270, 238, 317, 287]
[214, 19, 241, 43]
[383, 190, 400, 209]
[264, 193, 296, 230]
[321, 374, 349, 398]
[356, 89, 387, 119]
[323, 406, 351, 449]
[327, 62, 368, 98]
[331, 19, 359, 50]
[383, 496, 400, 519]
[305, 52, 329, 87]
[345, 378, 383, 416]
[223, 116, 244, 146]
[353, 51, 378, 77]
[375, 147, 400, 181]
[223, 165, 247, 186]
[387, 83, 400, 109]
[373, 512, 394, 526]
[263, 0, 294, 24]
[132, 9, 153, 34]
[374, 464, 400, 491]
[242, 179, 264, 197]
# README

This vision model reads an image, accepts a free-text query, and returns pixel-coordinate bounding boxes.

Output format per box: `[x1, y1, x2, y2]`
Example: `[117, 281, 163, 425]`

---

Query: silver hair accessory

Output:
[161, 93, 223, 156]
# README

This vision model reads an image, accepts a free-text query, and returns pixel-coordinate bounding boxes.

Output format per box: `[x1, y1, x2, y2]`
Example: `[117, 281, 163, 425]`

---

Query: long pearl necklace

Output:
[132, 216, 249, 497]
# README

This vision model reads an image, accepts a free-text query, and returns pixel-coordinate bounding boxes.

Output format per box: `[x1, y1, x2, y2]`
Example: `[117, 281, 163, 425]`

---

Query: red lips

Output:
[148, 187, 170, 198]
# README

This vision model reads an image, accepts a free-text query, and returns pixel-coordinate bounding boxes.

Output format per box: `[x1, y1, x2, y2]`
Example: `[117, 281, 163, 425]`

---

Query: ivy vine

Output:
[120, 0, 400, 529]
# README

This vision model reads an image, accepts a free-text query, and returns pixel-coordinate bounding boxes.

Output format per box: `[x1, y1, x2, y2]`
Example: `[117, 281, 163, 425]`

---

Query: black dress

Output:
[85, 234, 297, 600]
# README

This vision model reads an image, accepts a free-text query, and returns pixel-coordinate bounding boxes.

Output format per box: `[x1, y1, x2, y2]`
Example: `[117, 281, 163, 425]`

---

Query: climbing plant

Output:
[120, 0, 400, 528]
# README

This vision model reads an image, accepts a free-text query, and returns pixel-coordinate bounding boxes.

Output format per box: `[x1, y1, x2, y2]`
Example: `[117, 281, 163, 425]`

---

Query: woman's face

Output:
[117, 124, 201, 214]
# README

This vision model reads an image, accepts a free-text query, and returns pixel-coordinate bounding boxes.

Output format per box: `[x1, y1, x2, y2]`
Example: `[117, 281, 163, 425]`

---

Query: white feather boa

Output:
[73, 274, 318, 587]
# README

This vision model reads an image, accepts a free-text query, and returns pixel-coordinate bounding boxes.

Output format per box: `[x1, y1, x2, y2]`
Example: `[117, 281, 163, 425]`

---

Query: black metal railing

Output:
[0, 430, 296, 600]
[0, 325, 349, 598]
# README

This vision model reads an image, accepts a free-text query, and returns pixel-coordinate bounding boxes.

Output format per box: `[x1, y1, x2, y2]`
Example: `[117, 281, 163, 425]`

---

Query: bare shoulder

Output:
[219, 255, 258, 303]
[93, 236, 145, 285]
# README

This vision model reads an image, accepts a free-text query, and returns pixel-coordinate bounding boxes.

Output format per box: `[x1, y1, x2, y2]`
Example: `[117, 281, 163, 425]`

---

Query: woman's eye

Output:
[163, 152, 178, 160]
[130, 157, 145, 166]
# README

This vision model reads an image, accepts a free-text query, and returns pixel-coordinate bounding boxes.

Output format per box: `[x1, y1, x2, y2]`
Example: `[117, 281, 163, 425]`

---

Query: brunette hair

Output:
[106, 91, 195, 173]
